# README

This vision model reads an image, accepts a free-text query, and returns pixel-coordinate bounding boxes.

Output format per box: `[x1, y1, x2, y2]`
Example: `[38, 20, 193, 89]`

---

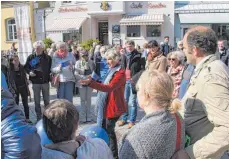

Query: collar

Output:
[194, 55, 212, 72]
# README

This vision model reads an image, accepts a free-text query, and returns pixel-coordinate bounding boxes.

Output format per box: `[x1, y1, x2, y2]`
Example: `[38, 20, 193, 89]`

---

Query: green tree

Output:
[80, 39, 100, 51]
[43, 38, 54, 49]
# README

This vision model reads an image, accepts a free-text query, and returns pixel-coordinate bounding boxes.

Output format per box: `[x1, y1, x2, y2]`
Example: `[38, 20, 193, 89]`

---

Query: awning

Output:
[46, 17, 87, 33]
[175, 3, 229, 13]
[179, 13, 229, 24]
[120, 14, 164, 25]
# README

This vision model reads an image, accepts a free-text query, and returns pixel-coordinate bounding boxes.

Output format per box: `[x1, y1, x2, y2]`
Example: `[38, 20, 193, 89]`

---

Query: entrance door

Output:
[98, 22, 108, 45]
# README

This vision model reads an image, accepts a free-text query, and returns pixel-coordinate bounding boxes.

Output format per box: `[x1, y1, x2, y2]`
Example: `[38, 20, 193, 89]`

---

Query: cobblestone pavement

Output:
[18, 84, 145, 138]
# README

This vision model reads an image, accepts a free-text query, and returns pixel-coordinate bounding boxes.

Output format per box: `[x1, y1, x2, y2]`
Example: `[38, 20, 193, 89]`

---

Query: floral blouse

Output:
[167, 64, 184, 98]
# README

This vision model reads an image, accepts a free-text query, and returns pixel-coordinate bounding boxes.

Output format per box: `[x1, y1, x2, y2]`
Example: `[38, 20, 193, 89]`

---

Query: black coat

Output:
[24, 52, 52, 84]
[120, 49, 145, 78]
[120, 50, 145, 94]
[216, 48, 229, 66]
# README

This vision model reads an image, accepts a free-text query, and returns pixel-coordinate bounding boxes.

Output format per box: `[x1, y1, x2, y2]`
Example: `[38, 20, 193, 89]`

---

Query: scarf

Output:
[56, 50, 68, 59]
[96, 65, 121, 127]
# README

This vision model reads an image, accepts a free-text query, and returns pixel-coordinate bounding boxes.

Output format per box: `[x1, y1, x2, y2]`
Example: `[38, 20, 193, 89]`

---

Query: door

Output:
[98, 22, 108, 45]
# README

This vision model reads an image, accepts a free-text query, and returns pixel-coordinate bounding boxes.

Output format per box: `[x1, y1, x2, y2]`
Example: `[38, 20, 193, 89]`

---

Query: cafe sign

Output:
[148, 2, 166, 8]
[58, 7, 88, 13]
[130, 2, 143, 9]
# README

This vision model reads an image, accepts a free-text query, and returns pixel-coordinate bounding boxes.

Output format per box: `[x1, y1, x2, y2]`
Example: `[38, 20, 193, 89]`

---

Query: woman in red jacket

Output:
[80, 49, 127, 159]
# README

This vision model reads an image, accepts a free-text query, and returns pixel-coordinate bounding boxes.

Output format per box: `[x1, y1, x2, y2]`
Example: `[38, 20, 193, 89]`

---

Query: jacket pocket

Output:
[184, 90, 198, 112]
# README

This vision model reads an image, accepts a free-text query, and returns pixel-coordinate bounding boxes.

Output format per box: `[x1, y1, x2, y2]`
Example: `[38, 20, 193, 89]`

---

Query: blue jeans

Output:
[58, 81, 74, 103]
[121, 80, 137, 123]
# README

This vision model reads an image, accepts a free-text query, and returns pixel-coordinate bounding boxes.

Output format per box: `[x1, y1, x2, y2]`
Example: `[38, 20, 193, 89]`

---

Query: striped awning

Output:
[120, 14, 164, 25]
[175, 3, 229, 13]
[46, 17, 87, 33]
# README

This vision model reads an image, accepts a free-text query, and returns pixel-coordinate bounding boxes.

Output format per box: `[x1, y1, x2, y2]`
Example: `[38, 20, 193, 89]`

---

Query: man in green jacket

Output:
[173, 26, 229, 159]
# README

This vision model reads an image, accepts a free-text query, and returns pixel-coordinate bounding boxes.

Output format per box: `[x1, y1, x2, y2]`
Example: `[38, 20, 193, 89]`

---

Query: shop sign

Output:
[130, 2, 143, 9]
[112, 25, 120, 33]
[58, 7, 88, 13]
[100, 1, 110, 11]
[112, 37, 121, 45]
[148, 2, 166, 9]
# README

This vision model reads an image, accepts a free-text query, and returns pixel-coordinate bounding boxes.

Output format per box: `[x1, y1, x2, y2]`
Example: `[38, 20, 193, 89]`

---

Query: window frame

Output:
[6, 18, 17, 41]
[146, 25, 161, 37]
[126, 25, 141, 38]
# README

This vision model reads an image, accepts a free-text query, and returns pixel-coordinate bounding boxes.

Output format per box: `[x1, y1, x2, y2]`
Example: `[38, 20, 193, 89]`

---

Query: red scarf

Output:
[56, 50, 68, 59]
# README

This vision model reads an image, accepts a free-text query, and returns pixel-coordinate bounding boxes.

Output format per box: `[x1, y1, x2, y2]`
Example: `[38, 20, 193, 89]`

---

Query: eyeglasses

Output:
[168, 58, 176, 61]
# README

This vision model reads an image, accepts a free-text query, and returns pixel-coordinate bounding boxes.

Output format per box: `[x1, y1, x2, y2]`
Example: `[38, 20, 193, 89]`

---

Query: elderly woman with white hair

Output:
[24, 40, 52, 121]
[167, 51, 185, 98]
[51, 42, 76, 103]
[80, 49, 127, 159]
[74, 49, 95, 123]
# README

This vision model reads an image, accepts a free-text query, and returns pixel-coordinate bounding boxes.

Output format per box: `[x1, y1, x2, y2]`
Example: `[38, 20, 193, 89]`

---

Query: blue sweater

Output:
[99, 58, 109, 82]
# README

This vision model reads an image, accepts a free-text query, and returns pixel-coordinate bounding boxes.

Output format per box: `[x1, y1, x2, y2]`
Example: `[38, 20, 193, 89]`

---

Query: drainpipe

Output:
[29, 1, 36, 43]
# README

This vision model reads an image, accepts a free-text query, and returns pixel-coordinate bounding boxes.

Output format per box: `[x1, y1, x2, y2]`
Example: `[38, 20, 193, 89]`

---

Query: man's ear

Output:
[192, 46, 199, 57]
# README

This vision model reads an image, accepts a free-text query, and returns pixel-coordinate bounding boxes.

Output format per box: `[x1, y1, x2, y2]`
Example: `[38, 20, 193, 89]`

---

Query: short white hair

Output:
[33, 41, 45, 49]
[94, 45, 101, 53]
[56, 42, 68, 50]
[170, 51, 185, 64]
[105, 49, 121, 63]
[100, 46, 107, 53]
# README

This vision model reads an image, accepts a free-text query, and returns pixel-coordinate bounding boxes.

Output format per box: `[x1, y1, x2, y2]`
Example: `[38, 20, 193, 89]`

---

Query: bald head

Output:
[184, 26, 217, 55]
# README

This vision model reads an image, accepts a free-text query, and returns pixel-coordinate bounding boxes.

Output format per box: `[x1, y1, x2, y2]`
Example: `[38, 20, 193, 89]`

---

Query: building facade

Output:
[35, 1, 175, 47]
[1, 1, 35, 52]
[175, 1, 229, 46]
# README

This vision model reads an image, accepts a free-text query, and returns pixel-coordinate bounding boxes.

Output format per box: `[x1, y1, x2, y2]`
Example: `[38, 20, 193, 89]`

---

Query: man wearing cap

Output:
[172, 26, 229, 159]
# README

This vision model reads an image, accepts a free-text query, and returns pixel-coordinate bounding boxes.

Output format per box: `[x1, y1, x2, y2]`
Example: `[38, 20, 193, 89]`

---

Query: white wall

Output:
[34, 1, 89, 42]
[148, 1, 175, 45]
[121, 1, 175, 47]
[108, 15, 122, 44]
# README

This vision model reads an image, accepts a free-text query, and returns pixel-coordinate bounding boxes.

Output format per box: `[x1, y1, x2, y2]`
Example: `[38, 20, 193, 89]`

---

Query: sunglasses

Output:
[168, 58, 176, 61]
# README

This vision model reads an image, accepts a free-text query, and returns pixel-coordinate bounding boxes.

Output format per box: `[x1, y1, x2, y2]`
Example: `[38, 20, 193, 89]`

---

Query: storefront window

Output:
[63, 27, 82, 44]
[146, 25, 161, 37]
[127, 25, 140, 37]
[212, 24, 229, 46]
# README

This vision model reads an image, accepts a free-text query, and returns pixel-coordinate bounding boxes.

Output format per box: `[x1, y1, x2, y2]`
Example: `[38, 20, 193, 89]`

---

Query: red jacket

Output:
[89, 69, 127, 119]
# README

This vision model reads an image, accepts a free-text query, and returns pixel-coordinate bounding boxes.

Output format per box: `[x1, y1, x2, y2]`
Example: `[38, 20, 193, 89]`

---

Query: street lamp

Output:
[34, 1, 55, 39]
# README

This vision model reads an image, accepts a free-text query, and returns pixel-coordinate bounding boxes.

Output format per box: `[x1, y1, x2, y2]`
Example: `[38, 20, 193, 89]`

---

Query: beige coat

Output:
[180, 55, 229, 159]
[145, 53, 167, 72]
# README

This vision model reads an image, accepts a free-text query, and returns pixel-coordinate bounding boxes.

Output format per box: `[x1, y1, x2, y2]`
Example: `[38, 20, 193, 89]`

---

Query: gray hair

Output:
[105, 49, 121, 63]
[56, 42, 68, 50]
[94, 45, 101, 53]
[100, 46, 107, 54]
[186, 26, 217, 55]
[170, 51, 185, 64]
[33, 41, 45, 49]
[93, 42, 97, 47]
[51, 43, 56, 50]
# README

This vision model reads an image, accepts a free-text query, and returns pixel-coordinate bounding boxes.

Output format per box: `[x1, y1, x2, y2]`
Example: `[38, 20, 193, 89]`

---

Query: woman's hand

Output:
[80, 76, 92, 86]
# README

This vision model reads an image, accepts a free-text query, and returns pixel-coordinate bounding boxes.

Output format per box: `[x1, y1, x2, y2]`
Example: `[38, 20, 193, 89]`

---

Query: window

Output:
[62, 1, 72, 5]
[146, 25, 161, 37]
[127, 26, 140, 37]
[6, 18, 17, 41]
[63, 1, 71, 3]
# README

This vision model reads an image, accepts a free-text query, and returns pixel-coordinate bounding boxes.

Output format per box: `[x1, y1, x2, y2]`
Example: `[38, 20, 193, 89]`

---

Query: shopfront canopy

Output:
[119, 14, 164, 25]
[46, 17, 87, 33]
[179, 13, 229, 24]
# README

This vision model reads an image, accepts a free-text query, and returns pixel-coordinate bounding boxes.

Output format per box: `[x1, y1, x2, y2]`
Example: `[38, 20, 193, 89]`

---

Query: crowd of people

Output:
[1, 25, 229, 159]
